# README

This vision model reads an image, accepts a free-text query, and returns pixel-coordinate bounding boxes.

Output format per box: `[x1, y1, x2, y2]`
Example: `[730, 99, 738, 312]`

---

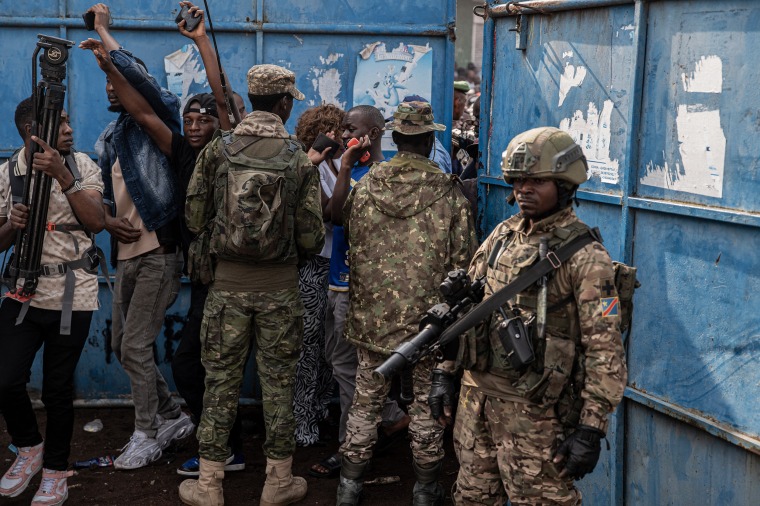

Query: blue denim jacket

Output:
[95, 49, 182, 231]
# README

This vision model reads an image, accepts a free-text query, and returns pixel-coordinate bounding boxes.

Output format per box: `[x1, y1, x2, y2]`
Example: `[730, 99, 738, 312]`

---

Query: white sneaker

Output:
[156, 412, 194, 450]
[113, 431, 162, 470]
[31, 468, 73, 505]
[0, 441, 44, 497]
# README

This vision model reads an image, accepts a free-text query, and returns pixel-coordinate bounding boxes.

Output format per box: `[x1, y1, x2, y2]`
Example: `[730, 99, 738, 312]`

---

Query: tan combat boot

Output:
[178, 457, 225, 506]
[259, 456, 307, 506]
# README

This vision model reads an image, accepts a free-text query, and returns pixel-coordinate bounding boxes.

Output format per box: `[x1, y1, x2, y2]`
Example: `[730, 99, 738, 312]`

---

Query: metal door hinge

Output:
[509, 14, 529, 50]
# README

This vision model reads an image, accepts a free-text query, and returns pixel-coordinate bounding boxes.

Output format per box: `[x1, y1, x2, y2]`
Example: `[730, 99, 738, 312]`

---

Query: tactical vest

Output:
[208, 133, 301, 263]
[474, 220, 599, 425]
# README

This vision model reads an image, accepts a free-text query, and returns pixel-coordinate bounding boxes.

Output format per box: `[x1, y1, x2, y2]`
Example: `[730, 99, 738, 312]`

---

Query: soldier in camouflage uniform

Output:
[179, 65, 324, 506]
[336, 102, 477, 506]
[431, 127, 627, 505]
[451, 82, 478, 177]
[451, 81, 475, 144]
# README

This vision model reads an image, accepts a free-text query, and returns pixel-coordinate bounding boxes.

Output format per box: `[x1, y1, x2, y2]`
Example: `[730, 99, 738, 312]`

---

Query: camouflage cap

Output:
[386, 101, 446, 135]
[246, 64, 305, 100]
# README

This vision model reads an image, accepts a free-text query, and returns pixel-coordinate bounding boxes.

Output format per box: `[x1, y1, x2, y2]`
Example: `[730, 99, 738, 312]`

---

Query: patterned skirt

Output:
[294, 255, 334, 446]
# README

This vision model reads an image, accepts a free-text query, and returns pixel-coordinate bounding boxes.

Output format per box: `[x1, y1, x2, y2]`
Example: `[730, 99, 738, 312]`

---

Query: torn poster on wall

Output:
[353, 42, 433, 151]
[308, 53, 346, 109]
[559, 100, 620, 185]
[640, 54, 725, 198]
[164, 44, 209, 109]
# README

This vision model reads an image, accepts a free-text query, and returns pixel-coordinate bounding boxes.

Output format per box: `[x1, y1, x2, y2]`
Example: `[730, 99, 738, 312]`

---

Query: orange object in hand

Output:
[347, 138, 371, 164]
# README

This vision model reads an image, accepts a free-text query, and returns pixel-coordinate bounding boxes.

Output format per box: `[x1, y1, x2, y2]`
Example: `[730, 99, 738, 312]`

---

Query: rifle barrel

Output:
[373, 323, 441, 383]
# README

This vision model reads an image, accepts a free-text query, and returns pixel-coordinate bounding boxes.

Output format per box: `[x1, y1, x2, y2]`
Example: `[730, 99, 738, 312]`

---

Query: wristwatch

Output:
[63, 178, 83, 195]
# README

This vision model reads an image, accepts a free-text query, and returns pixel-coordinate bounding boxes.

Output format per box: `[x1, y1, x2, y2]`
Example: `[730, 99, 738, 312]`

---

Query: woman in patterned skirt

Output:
[293, 104, 346, 446]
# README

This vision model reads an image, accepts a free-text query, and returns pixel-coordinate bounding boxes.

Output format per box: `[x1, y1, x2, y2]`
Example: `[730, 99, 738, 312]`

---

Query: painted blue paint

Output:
[626, 404, 760, 505]
[629, 211, 760, 437]
[480, 0, 760, 503]
[0, 1, 455, 402]
[636, 1, 760, 211]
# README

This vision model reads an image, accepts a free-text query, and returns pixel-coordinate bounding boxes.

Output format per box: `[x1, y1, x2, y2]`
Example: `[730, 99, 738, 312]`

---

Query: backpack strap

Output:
[224, 135, 261, 157]
[8, 148, 24, 204]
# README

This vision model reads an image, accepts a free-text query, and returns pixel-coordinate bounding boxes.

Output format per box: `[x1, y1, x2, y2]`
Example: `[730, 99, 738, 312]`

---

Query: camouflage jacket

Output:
[343, 152, 476, 355]
[185, 111, 324, 264]
[464, 207, 627, 431]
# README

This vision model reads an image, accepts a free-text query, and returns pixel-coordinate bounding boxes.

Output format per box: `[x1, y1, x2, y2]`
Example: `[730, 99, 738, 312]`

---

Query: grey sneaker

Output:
[156, 412, 194, 450]
[114, 431, 162, 470]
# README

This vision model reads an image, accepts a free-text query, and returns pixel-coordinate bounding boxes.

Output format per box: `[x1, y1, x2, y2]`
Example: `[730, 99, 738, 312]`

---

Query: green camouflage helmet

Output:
[501, 127, 588, 185]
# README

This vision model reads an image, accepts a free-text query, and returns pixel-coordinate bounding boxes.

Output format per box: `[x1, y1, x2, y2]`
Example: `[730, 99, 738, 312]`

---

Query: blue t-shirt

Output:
[328, 163, 371, 290]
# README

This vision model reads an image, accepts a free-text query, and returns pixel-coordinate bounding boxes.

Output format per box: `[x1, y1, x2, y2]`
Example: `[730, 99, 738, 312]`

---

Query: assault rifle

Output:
[373, 270, 485, 402]
[374, 230, 600, 396]
[7, 34, 74, 301]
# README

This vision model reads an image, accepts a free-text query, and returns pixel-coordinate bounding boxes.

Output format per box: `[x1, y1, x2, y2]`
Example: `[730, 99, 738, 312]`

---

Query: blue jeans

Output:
[111, 251, 182, 437]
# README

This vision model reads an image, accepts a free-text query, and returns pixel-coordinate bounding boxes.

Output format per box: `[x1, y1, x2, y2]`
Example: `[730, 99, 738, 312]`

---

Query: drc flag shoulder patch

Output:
[601, 297, 619, 317]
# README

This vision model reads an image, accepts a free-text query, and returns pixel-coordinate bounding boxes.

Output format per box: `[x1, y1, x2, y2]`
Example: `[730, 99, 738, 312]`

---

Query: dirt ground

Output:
[0, 405, 459, 505]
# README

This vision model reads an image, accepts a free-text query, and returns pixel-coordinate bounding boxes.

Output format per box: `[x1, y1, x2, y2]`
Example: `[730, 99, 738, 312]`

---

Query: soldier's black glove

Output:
[427, 369, 457, 425]
[552, 425, 605, 480]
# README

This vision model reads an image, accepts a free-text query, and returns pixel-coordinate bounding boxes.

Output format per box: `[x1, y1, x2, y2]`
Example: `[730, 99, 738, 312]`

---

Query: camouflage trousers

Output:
[453, 385, 581, 506]
[197, 287, 304, 462]
[339, 347, 444, 466]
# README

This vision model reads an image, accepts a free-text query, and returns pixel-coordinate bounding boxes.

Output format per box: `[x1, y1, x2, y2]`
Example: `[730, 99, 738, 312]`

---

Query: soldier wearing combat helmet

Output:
[429, 127, 627, 505]
[336, 101, 476, 506]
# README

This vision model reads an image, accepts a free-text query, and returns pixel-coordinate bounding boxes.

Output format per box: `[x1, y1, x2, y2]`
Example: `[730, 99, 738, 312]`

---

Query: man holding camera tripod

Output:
[0, 99, 105, 505]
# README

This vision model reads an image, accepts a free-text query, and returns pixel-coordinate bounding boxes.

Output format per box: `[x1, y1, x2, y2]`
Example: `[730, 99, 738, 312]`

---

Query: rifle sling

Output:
[438, 231, 596, 346]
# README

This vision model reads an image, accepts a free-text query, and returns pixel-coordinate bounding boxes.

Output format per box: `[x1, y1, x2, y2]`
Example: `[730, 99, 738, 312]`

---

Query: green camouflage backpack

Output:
[210, 134, 301, 262]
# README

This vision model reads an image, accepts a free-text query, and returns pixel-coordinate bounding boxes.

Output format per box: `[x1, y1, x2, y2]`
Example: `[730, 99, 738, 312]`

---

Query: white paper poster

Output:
[353, 42, 433, 151]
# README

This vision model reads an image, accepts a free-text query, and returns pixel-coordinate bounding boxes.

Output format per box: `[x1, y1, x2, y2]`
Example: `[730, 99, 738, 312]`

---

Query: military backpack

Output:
[209, 134, 301, 263]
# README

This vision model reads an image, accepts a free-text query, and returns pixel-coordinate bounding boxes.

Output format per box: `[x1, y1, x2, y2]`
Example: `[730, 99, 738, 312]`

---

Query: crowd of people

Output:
[0, 3, 628, 506]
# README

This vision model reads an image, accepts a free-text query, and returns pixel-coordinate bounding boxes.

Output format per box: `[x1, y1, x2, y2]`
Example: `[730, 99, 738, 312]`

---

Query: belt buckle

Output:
[547, 251, 561, 269]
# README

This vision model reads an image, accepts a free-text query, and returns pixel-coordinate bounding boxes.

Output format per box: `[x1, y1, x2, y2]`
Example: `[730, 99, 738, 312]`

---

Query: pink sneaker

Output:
[0, 442, 44, 497]
[31, 469, 74, 506]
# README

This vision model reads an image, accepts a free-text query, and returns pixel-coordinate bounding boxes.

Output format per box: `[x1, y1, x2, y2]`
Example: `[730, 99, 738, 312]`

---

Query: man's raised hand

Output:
[177, 1, 207, 39]
[79, 38, 116, 73]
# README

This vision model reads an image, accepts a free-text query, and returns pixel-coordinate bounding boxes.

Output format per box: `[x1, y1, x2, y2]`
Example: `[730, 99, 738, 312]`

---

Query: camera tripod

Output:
[7, 34, 75, 300]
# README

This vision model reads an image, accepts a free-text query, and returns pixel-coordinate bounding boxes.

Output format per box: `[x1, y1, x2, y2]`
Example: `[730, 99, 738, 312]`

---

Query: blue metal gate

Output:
[0, 0, 456, 401]
[479, 0, 760, 503]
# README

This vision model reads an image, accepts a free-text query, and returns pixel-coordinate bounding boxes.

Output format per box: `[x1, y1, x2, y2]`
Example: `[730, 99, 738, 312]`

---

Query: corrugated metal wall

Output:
[0, 0, 456, 402]
[479, 0, 760, 504]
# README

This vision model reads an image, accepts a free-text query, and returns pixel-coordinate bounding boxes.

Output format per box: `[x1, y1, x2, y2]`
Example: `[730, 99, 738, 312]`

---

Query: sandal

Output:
[308, 453, 341, 479]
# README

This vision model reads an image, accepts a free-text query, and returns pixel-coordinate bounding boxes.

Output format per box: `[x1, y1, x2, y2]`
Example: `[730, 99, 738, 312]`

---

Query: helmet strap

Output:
[556, 182, 579, 209]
